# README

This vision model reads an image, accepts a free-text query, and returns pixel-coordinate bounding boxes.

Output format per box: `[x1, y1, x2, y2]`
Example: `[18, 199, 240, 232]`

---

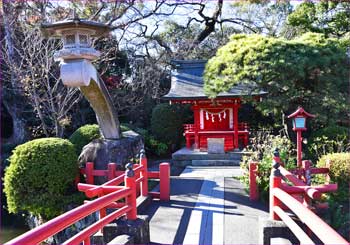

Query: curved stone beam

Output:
[60, 59, 121, 139]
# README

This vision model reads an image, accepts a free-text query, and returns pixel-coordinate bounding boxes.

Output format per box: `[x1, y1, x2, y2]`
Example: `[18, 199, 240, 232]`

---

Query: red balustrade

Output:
[5, 150, 170, 245]
[269, 158, 349, 244]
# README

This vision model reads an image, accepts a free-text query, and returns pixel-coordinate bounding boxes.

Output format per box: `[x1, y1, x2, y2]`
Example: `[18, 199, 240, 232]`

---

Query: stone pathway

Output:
[142, 166, 269, 244]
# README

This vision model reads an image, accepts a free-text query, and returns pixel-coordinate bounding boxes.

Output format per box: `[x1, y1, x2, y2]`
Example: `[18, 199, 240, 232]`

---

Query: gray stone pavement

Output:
[141, 166, 269, 245]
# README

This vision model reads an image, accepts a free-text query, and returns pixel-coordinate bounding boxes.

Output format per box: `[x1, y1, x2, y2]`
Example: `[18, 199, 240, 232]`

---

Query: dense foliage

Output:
[4, 138, 79, 219]
[316, 153, 350, 236]
[204, 33, 348, 129]
[240, 131, 296, 201]
[151, 103, 192, 150]
[317, 153, 350, 187]
[288, 1, 350, 38]
[132, 127, 168, 156]
[308, 125, 350, 162]
[69, 124, 101, 155]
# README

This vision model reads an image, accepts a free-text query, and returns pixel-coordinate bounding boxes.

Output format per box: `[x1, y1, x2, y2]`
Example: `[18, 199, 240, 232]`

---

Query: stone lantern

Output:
[41, 16, 110, 87]
[41, 16, 143, 182]
[41, 16, 121, 139]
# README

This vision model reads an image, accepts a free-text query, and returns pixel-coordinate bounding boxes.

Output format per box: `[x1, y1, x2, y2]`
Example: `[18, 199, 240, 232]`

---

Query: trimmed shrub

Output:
[69, 124, 101, 154]
[317, 153, 350, 186]
[316, 153, 350, 235]
[151, 104, 183, 148]
[4, 138, 79, 219]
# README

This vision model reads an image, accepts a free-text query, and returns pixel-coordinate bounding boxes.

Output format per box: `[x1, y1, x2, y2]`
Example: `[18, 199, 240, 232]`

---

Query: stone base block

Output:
[103, 215, 150, 244]
[107, 234, 134, 245]
[259, 217, 299, 245]
[91, 231, 104, 245]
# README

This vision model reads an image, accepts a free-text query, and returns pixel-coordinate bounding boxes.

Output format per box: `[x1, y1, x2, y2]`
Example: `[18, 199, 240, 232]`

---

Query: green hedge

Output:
[69, 124, 101, 155]
[4, 138, 79, 219]
[151, 104, 184, 148]
[316, 153, 350, 234]
[317, 153, 350, 185]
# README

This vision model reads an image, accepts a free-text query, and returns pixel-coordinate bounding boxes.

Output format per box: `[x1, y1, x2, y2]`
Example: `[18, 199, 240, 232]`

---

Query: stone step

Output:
[173, 151, 245, 161]
[191, 160, 240, 166]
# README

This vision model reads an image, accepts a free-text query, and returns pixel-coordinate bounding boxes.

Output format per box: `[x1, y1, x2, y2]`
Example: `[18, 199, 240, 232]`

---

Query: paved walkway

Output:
[142, 166, 268, 244]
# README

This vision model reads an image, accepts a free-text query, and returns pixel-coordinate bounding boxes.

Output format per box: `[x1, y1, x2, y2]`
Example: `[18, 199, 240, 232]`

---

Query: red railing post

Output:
[270, 151, 282, 221]
[125, 163, 137, 220]
[159, 162, 170, 201]
[140, 149, 148, 197]
[249, 161, 259, 201]
[108, 163, 116, 181]
[86, 162, 94, 185]
[302, 160, 311, 185]
[325, 159, 331, 184]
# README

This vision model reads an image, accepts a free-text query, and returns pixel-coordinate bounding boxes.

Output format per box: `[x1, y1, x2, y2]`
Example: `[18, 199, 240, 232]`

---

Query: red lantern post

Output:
[287, 107, 315, 168]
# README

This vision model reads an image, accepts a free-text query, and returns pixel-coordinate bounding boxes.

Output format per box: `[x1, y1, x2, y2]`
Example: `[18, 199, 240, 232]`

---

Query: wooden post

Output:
[249, 162, 259, 201]
[86, 162, 94, 185]
[270, 153, 282, 221]
[233, 102, 239, 149]
[159, 163, 170, 201]
[107, 163, 116, 181]
[186, 134, 191, 149]
[140, 150, 148, 197]
[125, 163, 137, 220]
[325, 159, 331, 184]
[193, 106, 200, 150]
[297, 130, 302, 169]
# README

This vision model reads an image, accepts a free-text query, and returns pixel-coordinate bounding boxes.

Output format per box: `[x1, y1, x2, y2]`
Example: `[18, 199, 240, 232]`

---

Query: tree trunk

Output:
[2, 1, 29, 145]
[2, 100, 28, 145]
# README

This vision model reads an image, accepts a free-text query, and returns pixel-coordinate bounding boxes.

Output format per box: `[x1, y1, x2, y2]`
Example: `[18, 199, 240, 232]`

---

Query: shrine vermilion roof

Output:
[163, 60, 267, 100]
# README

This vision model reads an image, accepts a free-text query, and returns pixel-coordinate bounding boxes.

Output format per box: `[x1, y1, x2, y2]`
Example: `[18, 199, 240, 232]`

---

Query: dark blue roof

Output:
[163, 59, 267, 100]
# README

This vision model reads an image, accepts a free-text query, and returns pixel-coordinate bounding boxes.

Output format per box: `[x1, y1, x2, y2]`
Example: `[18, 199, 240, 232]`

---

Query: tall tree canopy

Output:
[287, 1, 350, 38]
[204, 33, 349, 127]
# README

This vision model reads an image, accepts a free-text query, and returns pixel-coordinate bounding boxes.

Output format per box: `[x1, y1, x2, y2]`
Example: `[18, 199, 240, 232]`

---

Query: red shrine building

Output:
[163, 60, 267, 152]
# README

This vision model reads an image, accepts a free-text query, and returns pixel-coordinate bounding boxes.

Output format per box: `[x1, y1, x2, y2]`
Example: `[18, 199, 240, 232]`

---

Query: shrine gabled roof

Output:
[163, 60, 267, 100]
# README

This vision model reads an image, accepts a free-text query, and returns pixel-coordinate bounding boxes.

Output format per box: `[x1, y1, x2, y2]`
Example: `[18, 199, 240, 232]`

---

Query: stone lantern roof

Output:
[41, 17, 111, 38]
[41, 16, 111, 61]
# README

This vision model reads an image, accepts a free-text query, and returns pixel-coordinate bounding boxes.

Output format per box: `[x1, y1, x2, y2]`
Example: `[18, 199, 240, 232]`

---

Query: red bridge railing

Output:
[269, 156, 348, 244]
[5, 150, 170, 245]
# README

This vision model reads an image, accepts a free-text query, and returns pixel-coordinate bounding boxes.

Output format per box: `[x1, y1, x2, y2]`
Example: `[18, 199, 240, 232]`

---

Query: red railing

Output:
[249, 161, 259, 201]
[269, 156, 349, 244]
[5, 150, 170, 245]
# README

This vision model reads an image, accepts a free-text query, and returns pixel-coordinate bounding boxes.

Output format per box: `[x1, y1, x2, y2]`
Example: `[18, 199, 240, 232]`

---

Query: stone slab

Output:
[140, 177, 203, 244]
[224, 177, 269, 244]
[191, 159, 240, 166]
[172, 147, 246, 161]
[207, 138, 225, 154]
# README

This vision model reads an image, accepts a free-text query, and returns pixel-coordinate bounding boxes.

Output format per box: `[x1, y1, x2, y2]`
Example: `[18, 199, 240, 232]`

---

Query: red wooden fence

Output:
[5, 150, 170, 245]
[269, 158, 348, 244]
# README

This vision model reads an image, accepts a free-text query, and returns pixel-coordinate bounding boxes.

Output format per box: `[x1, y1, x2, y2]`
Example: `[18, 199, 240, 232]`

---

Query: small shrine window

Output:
[79, 34, 89, 46]
[65, 34, 76, 46]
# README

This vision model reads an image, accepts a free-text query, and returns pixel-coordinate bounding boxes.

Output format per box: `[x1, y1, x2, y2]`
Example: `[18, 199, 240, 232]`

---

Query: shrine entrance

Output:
[163, 59, 266, 152]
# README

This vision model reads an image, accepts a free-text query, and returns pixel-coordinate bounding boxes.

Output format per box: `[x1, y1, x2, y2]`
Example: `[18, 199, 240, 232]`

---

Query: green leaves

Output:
[3, 138, 78, 219]
[287, 1, 350, 37]
[204, 33, 348, 128]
